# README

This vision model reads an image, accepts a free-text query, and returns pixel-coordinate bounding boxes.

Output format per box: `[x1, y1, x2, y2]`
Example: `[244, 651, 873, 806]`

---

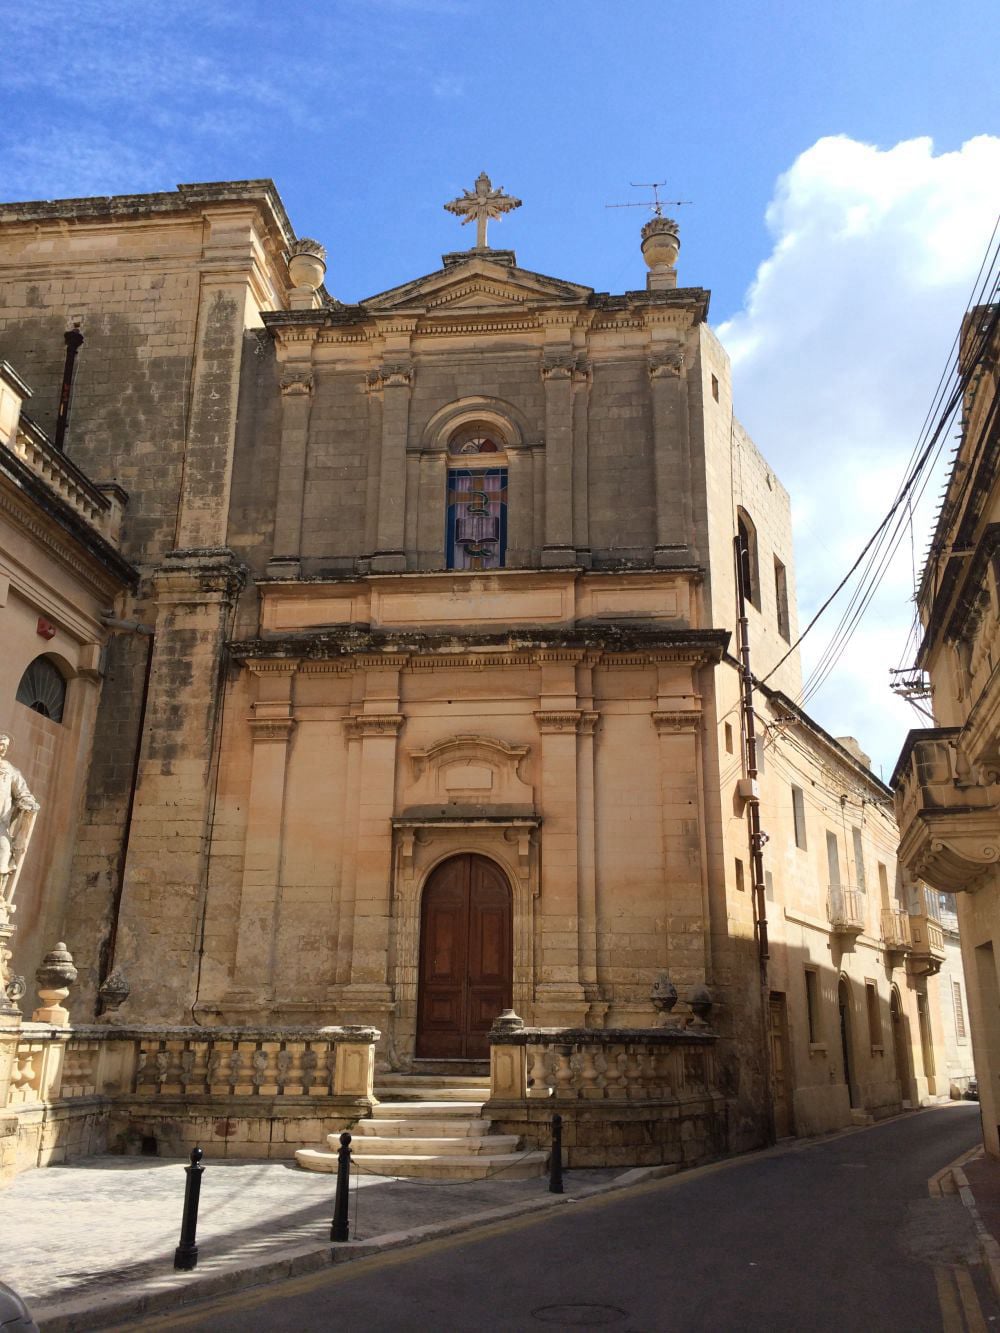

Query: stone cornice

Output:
[232, 627, 730, 667]
[248, 717, 296, 742]
[534, 710, 583, 733]
[344, 714, 405, 738]
[652, 710, 701, 732]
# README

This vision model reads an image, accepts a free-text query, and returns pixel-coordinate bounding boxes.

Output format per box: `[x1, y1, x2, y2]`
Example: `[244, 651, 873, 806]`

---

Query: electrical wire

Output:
[761, 234, 1000, 696]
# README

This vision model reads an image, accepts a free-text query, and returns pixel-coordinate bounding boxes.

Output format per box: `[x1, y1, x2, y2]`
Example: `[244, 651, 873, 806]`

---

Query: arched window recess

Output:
[446, 423, 509, 571]
[15, 655, 68, 723]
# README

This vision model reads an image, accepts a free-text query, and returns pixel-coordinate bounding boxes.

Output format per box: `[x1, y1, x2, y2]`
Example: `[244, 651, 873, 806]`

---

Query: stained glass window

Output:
[446, 467, 508, 570]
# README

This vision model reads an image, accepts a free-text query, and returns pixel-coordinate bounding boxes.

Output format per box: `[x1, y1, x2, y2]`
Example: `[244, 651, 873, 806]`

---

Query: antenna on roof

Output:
[606, 181, 692, 217]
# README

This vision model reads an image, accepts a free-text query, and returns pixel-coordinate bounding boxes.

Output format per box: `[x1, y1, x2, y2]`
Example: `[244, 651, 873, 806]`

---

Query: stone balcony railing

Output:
[893, 729, 1000, 894]
[6, 413, 126, 543]
[907, 914, 946, 977]
[827, 885, 866, 936]
[880, 908, 912, 954]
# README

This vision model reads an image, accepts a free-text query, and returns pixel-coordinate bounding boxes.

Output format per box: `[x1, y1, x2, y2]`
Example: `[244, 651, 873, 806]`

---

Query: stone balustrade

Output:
[9, 415, 125, 541]
[1, 1023, 379, 1178]
[487, 1025, 725, 1168]
[490, 1026, 717, 1103]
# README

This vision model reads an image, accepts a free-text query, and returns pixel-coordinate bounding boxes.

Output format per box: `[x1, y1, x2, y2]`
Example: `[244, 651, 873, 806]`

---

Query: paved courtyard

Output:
[7, 1153, 619, 1321]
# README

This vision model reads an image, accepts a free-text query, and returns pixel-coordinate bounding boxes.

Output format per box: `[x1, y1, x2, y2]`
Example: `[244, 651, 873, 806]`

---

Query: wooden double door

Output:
[416, 854, 513, 1060]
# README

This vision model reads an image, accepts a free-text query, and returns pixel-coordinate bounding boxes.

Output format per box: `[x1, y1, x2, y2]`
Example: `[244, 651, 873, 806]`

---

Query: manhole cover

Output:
[531, 1305, 629, 1326]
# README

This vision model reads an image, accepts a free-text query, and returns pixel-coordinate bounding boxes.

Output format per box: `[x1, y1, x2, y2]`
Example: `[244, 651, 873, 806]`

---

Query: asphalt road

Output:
[133, 1104, 991, 1333]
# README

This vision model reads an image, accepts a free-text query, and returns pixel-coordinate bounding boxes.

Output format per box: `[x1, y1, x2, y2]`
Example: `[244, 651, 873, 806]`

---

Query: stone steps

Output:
[371, 1099, 490, 1115]
[342, 1134, 521, 1156]
[360, 1117, 491, 1137]
[375, 1085, 491, 1103]
[296, 1076, 546, 1182]
[296, 1147, 546, 1181]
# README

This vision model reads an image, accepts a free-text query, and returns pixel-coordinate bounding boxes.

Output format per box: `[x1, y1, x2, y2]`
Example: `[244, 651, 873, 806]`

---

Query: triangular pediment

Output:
[363, 254, 593, 314]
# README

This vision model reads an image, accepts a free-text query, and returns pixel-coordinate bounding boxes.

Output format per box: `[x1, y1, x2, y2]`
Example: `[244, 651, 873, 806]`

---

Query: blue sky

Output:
[4, 0, 1000, 772]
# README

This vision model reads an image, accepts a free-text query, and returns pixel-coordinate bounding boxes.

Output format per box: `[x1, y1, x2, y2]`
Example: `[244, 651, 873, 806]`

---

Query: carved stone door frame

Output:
[389, 817, 539, 1066]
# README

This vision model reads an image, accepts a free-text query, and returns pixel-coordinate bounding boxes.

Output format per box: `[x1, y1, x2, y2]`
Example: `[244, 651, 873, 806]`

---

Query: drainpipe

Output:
[96, 612, 154, 1011]
[53, 320, 84, 453]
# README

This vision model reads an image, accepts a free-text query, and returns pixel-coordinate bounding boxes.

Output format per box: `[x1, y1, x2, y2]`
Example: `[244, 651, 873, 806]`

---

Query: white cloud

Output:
[717, 134, 1000, 778]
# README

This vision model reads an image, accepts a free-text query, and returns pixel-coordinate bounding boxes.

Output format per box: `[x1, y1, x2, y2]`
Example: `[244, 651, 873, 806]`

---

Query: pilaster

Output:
[541, 345, 576, 567]
[230, 662, 299, 1000]
[340, 658, 407, 1014]
[175, 210, 264, 551]
[651, 693, 707, 987]
[269, 331, 320, 576]
[533, 649, 587, 1024]
[647, 337, 694, 566]
[371, 318, 418, 572]
[571, 360, 592, 566]
[113, 548, 246, 1022]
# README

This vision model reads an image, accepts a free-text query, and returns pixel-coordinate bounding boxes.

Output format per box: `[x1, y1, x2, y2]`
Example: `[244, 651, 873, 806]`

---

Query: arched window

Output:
[736, 507, 760, 610]
[446, 426, 508, 571]
[15, 655, 67, 723]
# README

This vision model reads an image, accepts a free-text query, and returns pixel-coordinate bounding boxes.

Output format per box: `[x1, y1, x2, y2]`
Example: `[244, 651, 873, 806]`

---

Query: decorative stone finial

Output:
[33, 942, 77, 1027]
[287, 239, 327, 310]
[444, 172, 522, 250]
[641, 216, 680, 291]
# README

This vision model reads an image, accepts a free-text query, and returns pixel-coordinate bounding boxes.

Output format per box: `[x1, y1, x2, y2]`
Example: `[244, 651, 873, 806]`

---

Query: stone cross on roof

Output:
[443, 172, 522, 250]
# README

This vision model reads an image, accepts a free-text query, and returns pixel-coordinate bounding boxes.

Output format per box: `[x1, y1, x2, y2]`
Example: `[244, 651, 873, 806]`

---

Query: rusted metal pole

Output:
[53, 323, 84, 452]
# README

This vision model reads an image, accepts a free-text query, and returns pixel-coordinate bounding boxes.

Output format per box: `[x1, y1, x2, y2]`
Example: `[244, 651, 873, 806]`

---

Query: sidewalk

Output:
[953, 1145, 1000, 1300]
[7, 1154, 650, 1332]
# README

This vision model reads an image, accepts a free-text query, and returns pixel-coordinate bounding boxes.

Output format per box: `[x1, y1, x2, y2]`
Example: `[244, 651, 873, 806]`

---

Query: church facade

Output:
[0, 178, 948, 1152]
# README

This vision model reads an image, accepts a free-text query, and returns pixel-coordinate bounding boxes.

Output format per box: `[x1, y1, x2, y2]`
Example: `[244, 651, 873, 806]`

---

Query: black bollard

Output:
[174, 1146, 205, 1271]
[549, 1113, 564, 1194]
[330, 1132, 352, 1242]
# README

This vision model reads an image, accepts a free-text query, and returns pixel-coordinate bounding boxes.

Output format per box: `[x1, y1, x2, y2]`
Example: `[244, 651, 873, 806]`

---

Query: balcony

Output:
[880, 908, 912, 959]
[892, 729, 1000, 894]
[907, 912, 946, 977]
[827, 885, 865, 937]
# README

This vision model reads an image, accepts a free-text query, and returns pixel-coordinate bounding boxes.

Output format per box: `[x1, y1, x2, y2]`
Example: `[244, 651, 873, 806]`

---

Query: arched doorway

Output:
[838, 978, 858, 1108]
[417, 854, 512, 1060]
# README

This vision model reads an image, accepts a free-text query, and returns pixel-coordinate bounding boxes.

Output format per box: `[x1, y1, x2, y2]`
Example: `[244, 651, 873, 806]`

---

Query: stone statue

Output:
[0, 733, 40, 914]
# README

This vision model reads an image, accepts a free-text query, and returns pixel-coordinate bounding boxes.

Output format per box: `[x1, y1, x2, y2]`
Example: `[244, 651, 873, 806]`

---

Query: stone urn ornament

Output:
[651, 971, 679, 1026]
[688, 983, 714, 1031]
[33, 942, 77, 1027]
[98, 967, 130, 1022]
[491, 1008, 525, 1035]
[287, 238, 327, 292]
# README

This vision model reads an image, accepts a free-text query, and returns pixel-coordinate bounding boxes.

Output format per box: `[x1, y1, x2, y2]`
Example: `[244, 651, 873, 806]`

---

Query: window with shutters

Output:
[953, 980, 968, 1041]
[774, 556, 790, 641]
[736, 507, 760, 610]
[852, 827, 867, 892]
[791, 785, 807, 850]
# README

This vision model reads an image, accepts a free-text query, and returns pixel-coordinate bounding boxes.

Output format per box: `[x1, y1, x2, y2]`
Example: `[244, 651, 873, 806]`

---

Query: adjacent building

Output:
[894, 301, 1000, 1151]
